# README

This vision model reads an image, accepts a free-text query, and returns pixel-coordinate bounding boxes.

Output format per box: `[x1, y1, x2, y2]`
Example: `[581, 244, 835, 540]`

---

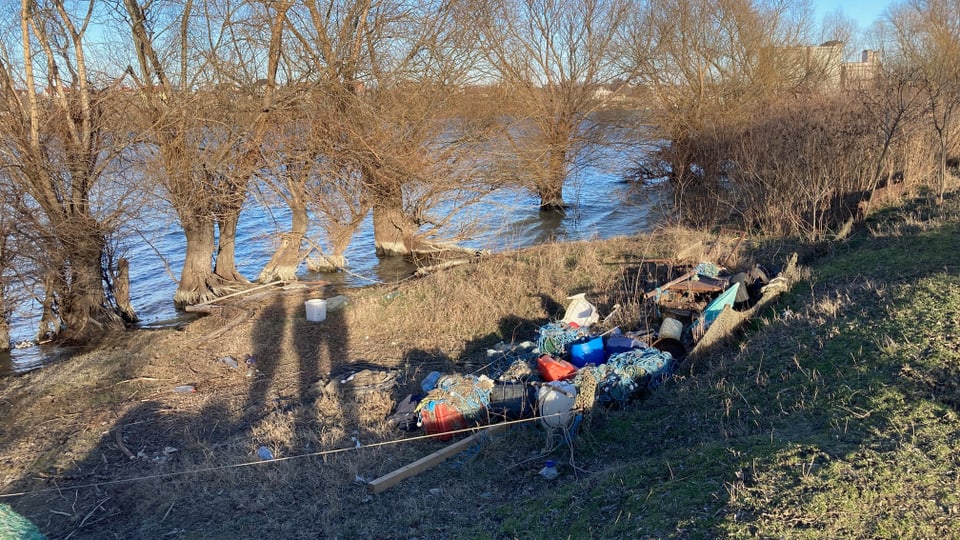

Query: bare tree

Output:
[890, 0, 960, 203]
[0, 0, 133, 343]
[254, 94, 370, 279]
[274, 0, 492, 261]
[625, 0, 810, 225]
[726, 95, 881, 239]
[819, 8, 860, 57]
[471, 0, 634, 212]
[119, 0, 281, 306]
[855, 62, 925, 216]
[0, 201, 15, 350]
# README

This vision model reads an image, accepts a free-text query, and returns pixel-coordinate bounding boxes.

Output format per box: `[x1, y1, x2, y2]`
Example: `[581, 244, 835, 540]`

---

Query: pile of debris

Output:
[385, 254, 796, 441]
[367, 252, 797, 492]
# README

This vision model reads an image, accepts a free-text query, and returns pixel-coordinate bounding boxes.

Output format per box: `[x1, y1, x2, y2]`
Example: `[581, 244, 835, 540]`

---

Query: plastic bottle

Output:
[538, 459, 559, 480]
[421, 371, 441, 392]
[173, 385, 196, 393]
[218, 356, 239, 369]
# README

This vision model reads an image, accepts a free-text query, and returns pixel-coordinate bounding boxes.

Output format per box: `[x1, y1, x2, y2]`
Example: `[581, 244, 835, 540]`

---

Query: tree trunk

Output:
[37, 273, 60, 340]
[114, 258, 138, 324]
[307, 217, 362, 272]
[370, 177, 417, 257]
[0, 292, 8, 350]
[214, 209, 249, 283]
[258, 197, 308, 283]
[538, 181, 566, 212]
[56, 234, 124, 343]
[174, 217, 223, 308]
[538, 146, 568, 211]
[0, 318, 8, 352]
[373, 201, 415, 256]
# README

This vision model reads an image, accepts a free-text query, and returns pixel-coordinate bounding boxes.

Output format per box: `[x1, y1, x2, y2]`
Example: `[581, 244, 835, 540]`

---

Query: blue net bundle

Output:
[536, 322, 586, 357]
[576, 346, 677, 405]
[416, 374, 493, 423]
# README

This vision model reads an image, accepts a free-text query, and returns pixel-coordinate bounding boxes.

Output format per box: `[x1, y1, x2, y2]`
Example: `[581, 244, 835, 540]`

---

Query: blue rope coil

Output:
[579, 346, 677, 405]
[695, 262, 721, 278]
[536, 322, 585, 357]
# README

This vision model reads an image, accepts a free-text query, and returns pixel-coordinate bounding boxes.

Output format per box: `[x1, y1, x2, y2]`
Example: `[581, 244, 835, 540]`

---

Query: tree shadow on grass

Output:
[453, 293, 562, 375]
[0, 287, 363, 538]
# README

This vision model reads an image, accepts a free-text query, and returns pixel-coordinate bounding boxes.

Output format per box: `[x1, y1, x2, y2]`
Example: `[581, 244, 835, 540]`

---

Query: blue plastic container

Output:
[421, 371, 442, 392]
[605, 336, 644, 356]
[570, 336, 605, 368]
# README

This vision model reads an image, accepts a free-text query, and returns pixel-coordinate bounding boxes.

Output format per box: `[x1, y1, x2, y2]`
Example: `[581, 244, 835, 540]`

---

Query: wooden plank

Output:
[643, 270, 696, 299]
[602, 257, 678, 265]
[664, 279, 725, 294]
[367, 423, 508, 494]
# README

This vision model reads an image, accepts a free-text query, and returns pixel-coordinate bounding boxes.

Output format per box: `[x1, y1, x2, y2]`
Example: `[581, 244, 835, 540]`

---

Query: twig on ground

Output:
[114, 429, 135, 461]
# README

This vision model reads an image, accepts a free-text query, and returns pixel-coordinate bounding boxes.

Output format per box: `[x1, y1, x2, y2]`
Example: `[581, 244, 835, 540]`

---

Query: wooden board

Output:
[643, 270, 696, 299]
[664, 280, 725, 294]
[367, 423, 508, 494]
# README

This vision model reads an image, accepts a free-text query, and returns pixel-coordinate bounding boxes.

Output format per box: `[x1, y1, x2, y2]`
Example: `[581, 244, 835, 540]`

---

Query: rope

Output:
[580, 347, 677, 405]
[0, 410, 577, 500]
[536, 322, 584, 356]
[694, 262, 721, 278]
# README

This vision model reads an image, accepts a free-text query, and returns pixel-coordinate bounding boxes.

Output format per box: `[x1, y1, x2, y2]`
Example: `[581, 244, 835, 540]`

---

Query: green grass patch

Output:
[472, 194, 960, 538]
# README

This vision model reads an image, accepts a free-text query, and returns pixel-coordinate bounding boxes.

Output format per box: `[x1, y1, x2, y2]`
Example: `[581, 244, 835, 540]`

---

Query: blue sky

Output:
[812, 0, 891, 28]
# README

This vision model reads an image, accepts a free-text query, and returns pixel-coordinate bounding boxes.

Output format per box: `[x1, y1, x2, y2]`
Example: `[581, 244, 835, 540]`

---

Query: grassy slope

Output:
[475, 194, 960, 539]
[1, 193, 959, 539]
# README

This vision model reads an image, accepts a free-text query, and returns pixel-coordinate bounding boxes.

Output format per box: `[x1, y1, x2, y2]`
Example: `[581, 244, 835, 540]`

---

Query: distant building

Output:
[593, 86, 613, 100]
[765, 41, 880, 92]
[842, 49, 881, 87]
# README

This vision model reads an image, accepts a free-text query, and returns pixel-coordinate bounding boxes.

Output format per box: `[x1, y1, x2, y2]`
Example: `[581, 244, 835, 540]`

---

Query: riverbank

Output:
[2, 190, 960, 538]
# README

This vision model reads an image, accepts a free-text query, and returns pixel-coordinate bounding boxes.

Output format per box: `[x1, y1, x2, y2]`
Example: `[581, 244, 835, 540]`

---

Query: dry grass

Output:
[1, 229, 750, 539]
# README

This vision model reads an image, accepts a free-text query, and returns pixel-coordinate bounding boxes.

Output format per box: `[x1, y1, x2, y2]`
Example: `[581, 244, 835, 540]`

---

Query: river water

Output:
[1, 157, 665, 375]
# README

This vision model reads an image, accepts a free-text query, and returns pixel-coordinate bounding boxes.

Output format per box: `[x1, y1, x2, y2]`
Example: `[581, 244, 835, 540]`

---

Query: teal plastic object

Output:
[691, 282, 740, 338]
[0, 504, 46, 540]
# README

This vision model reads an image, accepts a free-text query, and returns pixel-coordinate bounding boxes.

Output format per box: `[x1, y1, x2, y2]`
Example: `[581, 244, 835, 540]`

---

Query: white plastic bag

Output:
[561, 293, 600, 328]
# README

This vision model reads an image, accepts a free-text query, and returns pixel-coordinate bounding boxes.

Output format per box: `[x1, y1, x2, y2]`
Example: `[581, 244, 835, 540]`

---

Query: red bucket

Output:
[420, 402, 468, 441]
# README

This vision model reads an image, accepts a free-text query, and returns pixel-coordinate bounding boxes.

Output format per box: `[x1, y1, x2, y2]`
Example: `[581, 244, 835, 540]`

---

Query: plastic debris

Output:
[538, 460, 559, 480]
[218, 356, 239, 369]
[561, 293, 600, 328]
[537, 381, 578, 429]
[257, 446, 274, 461]
[421, 371, 442, 392]
[325, 295, 350, 311]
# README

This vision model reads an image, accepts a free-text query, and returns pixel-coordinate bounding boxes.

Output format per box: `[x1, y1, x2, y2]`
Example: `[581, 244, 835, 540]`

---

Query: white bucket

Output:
[537, 381, 577, 430]
[305, 299, 327, 322]
[659, 317, 683, 341]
